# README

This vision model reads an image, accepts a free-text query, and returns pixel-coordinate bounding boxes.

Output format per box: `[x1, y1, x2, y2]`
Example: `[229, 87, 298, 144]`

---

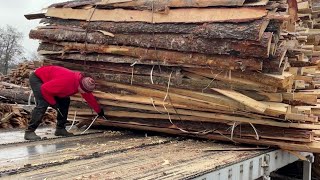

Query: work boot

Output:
[54, 128, 74, 137]
[24, 130, 41, 140]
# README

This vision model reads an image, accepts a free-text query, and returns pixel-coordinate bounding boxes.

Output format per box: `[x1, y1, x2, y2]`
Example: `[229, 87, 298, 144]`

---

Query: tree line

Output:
[0, 25, 23, 75]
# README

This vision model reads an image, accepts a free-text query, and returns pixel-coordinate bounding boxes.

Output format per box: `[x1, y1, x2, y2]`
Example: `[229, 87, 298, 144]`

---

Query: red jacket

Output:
[35, 66, 101, 113]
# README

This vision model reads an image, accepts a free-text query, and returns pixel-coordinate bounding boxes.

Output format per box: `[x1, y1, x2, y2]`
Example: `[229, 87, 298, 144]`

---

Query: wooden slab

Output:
[45, 7, 268, 23]
[212, 88, 267, 113]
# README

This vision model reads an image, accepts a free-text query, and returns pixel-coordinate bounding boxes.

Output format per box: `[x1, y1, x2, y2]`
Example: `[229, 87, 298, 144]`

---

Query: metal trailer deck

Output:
[0, 127, 314, 180]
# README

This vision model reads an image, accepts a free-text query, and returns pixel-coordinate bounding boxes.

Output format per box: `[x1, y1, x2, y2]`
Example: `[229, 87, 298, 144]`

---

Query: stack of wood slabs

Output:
[0, 104, 56, 129]
[0, 61, 42, 87]
[26, 0, 320, 152]
[293, 0, 320, 176]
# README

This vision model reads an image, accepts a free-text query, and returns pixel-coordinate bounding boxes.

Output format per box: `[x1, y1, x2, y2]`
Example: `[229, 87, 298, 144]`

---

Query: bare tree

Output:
[29, 51, 41, 61]
[0, 25, 23, 75]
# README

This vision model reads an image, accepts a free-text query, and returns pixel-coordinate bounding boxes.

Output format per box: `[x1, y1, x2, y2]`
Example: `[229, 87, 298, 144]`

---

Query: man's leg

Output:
[25, 73, 49, 140]
[54, 97, 73, 136]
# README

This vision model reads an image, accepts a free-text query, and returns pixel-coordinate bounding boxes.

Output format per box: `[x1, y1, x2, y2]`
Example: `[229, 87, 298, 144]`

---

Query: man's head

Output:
[79, 76, 96, 93]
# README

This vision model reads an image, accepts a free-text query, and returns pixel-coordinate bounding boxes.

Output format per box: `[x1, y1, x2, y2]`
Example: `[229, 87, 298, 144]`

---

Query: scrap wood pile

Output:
[296, 0, 320, 176]
[0, 61, 40, 104]
[0, 82, 35, 104]
[0, 104, 56, 129]
[26, 0, 320, 152]
[0, 61, 42, 87]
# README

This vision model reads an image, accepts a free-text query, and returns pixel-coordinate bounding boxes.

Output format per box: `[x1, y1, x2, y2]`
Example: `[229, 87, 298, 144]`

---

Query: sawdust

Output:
[6, 138, 264, 179]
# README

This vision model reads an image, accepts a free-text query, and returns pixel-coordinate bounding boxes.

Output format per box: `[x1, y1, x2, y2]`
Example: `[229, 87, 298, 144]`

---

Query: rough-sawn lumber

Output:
[30, 29, 272, 58]
[39, 42, 263, 70]
[41, 18, 269, 41]
[45, 7, 268, 23]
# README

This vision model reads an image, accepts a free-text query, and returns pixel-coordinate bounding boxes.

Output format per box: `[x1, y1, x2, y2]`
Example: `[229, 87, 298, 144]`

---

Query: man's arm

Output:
[81, 92, 101, 113]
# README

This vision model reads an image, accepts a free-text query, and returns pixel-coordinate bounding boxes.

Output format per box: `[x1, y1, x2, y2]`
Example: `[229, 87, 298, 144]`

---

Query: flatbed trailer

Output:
[0, 127, 314, 180]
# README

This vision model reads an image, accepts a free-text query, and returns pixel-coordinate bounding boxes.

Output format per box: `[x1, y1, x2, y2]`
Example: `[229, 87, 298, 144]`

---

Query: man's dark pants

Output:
[27, 73, 70, 131]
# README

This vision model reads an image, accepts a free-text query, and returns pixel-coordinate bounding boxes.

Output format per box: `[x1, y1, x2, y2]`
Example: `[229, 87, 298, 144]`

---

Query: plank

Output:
[237, 91, 283, 102]
[95, 82, 241, 111]
[71, 97, 320, 130]
[282, 93, 317, 105]
[91, 92, 233, 112]
[184, 69, 276, 92]
[211, 88, 268, 113]
[185, 68, 293, 88]
[45, 7, 268, 23]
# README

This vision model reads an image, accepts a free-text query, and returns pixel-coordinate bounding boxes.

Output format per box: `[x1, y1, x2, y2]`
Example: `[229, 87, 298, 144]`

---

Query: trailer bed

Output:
[0, 127, 312, 180]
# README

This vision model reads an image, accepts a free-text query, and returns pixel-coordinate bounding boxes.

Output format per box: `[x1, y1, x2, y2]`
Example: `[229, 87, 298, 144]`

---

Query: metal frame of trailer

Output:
[192, 150, 314, 180]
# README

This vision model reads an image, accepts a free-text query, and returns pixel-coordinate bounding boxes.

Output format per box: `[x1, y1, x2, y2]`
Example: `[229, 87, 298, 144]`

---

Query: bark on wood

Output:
[43, 53, 203, 68]
[41, 18, 269, 41]
[45, 7, 268, 23]
[49, 0, 246, 9]
[0, 88, 33, 104]
[90, 72, 277, 92]
[30, 29, 272, 58]
[95, 73, 276, 92]
[48, 0, 95, 8]
[39, 42, 263, 71]
[98, 0, 246, 9]
[262, 45, 288, 74]
[43, 59, 182, 78]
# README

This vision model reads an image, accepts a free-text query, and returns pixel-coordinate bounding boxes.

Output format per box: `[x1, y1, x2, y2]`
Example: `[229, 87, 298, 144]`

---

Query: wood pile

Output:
[0, 82, 34, 104]
[293, 0, 320, 177]
[0, 104, 56, 129]
[0, 62, 57, 129]
[0, 61, 42, 87]
[26, 0, 320, 152]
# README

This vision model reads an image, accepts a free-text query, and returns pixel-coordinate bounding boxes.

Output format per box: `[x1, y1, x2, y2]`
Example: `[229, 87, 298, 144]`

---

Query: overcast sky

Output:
[0, 0, 65, 58]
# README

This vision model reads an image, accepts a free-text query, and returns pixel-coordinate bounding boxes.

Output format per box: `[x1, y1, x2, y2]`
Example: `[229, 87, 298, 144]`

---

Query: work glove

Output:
[98, 108, 106, 119]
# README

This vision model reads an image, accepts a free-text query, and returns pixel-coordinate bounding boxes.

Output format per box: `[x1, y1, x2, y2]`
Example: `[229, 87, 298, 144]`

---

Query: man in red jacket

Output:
[25, 65, 105, 140]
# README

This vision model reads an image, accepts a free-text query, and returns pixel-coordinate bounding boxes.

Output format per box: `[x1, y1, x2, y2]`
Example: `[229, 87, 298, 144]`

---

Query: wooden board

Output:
[45, 7, 268, 23]
[211, 88, 268, 113]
